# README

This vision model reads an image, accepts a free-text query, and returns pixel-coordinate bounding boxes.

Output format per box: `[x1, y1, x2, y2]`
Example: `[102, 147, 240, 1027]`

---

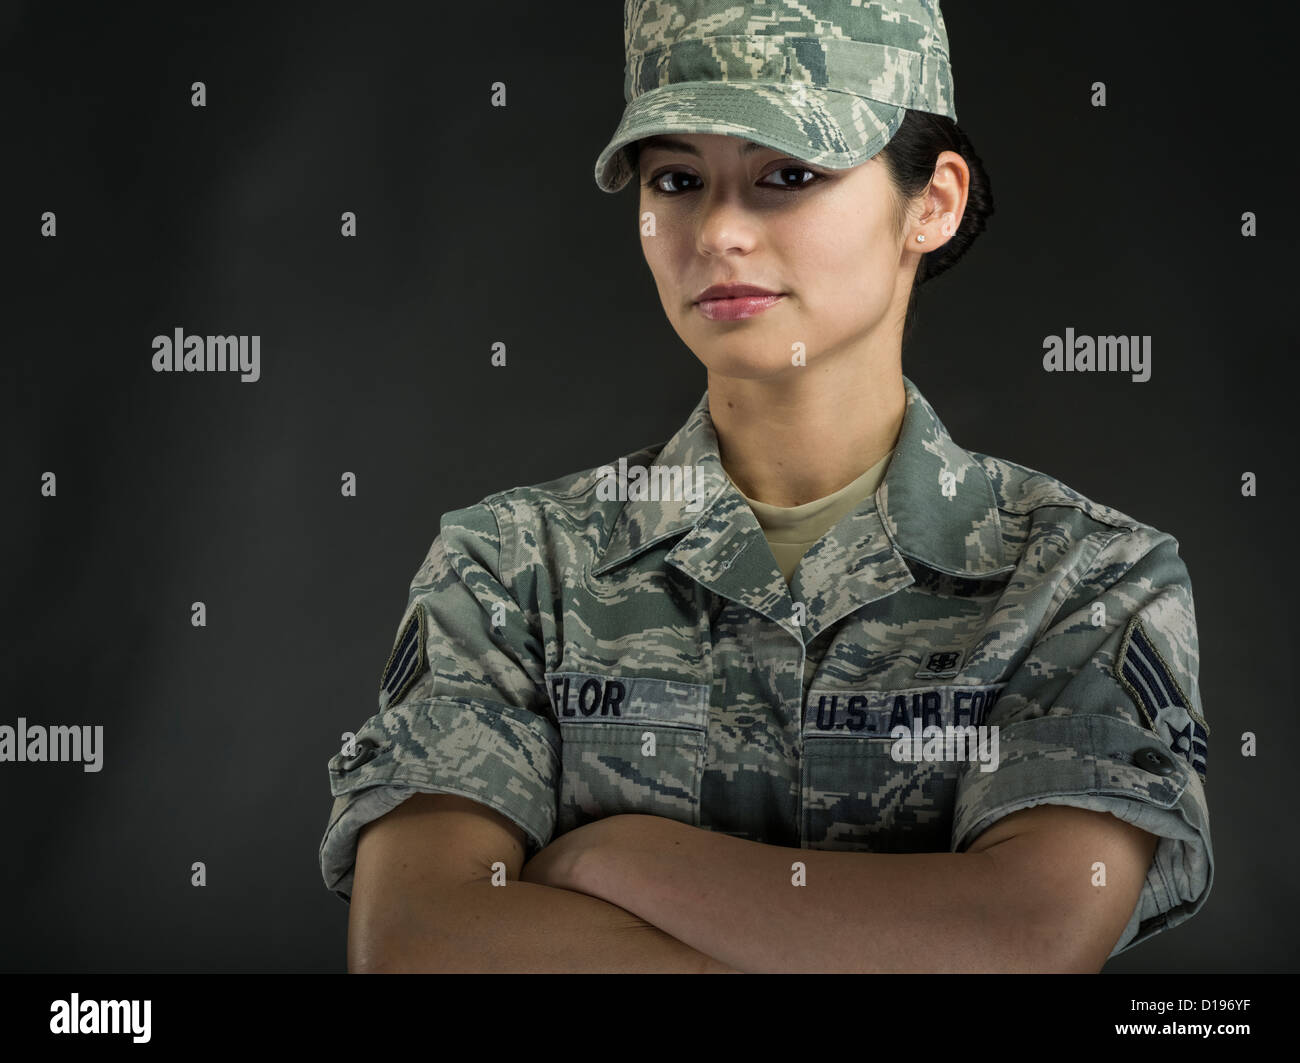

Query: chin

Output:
[691, 348, 805, 380]
[681, 325, 798, 375]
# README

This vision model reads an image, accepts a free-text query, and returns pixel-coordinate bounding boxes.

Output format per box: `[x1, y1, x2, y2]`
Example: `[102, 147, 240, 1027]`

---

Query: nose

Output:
[694, 187, 760, 257]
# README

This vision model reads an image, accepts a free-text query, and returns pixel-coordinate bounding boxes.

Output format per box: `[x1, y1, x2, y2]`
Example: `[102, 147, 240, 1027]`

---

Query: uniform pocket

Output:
[800, 685, 1005, 853]
[546, 672, 710, 835]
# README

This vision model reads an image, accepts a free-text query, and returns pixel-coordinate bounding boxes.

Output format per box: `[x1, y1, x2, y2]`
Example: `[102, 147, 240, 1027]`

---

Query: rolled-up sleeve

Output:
[318, 498, 560, 902]
[952, 526, 1212, 957]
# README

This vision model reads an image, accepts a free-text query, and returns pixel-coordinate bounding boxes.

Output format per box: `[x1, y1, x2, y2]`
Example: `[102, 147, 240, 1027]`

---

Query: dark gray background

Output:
[2, 1, 1293, 972]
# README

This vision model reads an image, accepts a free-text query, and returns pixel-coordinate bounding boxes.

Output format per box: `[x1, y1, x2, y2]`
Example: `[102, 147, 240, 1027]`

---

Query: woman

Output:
[322, 0, 1212, 973]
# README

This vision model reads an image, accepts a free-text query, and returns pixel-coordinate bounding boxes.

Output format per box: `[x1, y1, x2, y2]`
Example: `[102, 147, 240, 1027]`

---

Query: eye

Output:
[758, 166, 821, 189]
[645, 170, 703, 195]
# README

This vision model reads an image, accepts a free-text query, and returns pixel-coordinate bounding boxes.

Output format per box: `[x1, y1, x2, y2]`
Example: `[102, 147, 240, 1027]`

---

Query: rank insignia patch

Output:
[1116, 616, 1208, 782]
[378, 605, 428, 711]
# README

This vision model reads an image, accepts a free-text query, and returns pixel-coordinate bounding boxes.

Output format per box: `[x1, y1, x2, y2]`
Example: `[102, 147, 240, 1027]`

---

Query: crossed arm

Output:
[348, 794, 1158, 973]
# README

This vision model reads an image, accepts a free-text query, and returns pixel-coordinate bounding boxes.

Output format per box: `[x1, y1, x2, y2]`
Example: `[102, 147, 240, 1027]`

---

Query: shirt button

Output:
[1134, 746, 1176, 776]
[341, 738, 380, 771]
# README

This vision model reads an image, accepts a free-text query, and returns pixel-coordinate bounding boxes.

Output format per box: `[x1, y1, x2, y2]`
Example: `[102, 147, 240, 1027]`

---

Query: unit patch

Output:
[914, 649, 965, 679]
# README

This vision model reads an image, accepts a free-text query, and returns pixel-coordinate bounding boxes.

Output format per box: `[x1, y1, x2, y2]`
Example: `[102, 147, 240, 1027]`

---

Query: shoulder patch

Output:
[1116, 615, 1208, 782]
[378, 605, 428, 711]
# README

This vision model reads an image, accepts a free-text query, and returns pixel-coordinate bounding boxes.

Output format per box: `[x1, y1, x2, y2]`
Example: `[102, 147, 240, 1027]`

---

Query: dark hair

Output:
[876, 109, 995, 344]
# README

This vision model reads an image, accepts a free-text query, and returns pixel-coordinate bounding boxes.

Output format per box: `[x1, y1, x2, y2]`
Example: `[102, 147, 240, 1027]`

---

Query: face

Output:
[635, 132, 915, 381]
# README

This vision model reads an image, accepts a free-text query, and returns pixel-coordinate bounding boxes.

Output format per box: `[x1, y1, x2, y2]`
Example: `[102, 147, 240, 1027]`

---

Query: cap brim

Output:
[594, 80, 906, 193]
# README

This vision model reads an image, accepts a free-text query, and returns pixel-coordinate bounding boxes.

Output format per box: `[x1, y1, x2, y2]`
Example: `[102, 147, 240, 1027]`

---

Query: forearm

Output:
[575, 816, 1073, 973]
[359, 876, 739, 973]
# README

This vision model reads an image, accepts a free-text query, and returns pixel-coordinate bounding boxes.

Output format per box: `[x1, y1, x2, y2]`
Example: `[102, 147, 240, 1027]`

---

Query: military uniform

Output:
[320, 374, 1212, 959]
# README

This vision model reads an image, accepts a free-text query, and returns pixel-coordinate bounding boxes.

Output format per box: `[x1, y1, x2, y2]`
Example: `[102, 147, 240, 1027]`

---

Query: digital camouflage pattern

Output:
[595, 0, 958, 192]
[320, 374, 1213, 959]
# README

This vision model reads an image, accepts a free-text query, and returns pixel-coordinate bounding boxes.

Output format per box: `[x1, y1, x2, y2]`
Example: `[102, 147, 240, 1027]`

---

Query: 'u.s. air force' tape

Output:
[1115, 615, 1208, 782]
[378, 605, 428, 711]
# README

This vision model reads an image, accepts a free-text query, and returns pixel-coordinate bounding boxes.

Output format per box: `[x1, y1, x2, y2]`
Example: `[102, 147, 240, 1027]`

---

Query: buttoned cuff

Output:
[952, 712, 1213, 956]
[319, 697, 561, 902]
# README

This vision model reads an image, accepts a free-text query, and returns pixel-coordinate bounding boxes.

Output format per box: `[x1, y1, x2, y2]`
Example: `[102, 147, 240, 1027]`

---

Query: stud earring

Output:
[916, 234, 926, 243]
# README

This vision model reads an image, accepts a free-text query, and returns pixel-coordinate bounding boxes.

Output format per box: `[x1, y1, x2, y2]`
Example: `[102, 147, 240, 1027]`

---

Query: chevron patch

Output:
[378, 605, 428, 711]
[1116, 616, 1208, 782]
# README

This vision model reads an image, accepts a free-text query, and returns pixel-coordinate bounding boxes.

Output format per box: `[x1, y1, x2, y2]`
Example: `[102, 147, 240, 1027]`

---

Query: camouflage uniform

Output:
[320, 375, 1212, 959]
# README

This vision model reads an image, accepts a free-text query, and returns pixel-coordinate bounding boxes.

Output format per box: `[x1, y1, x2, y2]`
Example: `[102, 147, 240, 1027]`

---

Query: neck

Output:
[707, 349, 906, 508]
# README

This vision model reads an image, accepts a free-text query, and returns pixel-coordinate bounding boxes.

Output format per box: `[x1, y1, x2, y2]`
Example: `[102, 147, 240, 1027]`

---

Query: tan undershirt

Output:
[728, 450, 894, 584]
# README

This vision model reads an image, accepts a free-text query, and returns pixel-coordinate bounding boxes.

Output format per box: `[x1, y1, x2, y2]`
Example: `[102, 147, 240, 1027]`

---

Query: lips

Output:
[695, 282, 781, 302]
[694, 289, 784, 322]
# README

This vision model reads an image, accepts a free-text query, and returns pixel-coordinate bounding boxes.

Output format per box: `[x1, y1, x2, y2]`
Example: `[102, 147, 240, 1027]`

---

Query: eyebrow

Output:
[638, 135, 771, 159]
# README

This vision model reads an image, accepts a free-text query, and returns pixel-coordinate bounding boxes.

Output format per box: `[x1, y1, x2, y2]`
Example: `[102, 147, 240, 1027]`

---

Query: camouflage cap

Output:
[594, 0, 958, 193]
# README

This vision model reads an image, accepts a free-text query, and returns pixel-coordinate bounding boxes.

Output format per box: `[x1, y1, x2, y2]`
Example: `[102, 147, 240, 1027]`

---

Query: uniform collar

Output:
[592, 374, 1013, 640]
